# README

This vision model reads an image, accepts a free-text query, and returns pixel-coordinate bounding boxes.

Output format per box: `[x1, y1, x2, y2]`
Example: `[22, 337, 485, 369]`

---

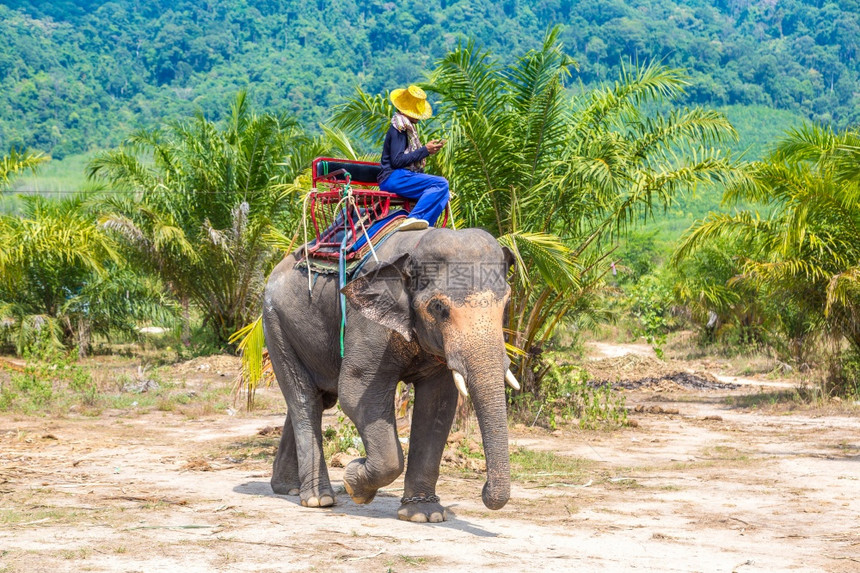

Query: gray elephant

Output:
[262, 227, 518, 522]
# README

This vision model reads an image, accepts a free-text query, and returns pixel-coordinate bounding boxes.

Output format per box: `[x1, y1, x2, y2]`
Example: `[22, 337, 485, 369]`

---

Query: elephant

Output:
[262, 226, 518, 522]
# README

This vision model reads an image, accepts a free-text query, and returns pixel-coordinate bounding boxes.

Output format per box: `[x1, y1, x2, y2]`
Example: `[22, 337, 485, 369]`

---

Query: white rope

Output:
[301, 191, 314, 296]
[327, 186, 381, 266]
[302, 180, 382, 297]
[354, 201, 380, 264]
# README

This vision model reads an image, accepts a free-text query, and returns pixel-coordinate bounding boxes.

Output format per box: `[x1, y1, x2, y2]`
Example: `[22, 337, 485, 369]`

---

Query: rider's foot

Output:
[398, 217, 429, 231]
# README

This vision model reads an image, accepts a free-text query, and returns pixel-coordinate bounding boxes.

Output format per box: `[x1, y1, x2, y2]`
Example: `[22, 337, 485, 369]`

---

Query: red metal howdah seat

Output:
[306, 157, 448, 260]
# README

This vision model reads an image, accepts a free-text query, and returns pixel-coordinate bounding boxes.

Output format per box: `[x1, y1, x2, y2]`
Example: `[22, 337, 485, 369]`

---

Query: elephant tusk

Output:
[505, 369, 521, 390]
[452, 370, 469, 398]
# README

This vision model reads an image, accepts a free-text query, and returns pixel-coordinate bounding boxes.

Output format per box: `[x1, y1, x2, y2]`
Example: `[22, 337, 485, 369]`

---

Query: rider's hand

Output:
[426, 139, 446, 155]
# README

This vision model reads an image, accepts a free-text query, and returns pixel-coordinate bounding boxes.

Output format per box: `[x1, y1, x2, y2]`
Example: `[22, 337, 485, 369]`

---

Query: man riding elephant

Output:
[378, 84, 450, 232]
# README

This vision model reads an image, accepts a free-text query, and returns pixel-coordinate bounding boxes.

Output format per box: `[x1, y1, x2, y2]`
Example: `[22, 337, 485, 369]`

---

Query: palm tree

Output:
[0, 195, 173, 356]
[89, 91, 325, 344]
[672, 238, 774, 347]
[675, 124, 860, 359]
[333, 28, 738, 391]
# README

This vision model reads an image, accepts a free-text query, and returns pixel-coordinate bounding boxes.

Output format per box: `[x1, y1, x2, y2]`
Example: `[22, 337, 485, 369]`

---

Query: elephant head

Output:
[342, 228, 517, 510]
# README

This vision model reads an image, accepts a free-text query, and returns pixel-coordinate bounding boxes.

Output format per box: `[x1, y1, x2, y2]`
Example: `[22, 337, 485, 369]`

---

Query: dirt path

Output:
[1, 349, 859, 572]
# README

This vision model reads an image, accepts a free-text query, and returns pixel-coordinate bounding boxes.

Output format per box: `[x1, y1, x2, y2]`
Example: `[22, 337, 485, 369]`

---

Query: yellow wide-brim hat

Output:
[390, 85, 433, 120]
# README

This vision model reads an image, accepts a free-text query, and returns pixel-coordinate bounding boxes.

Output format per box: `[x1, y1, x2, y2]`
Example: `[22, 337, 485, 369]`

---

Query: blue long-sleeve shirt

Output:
[378, 125, 429, 184]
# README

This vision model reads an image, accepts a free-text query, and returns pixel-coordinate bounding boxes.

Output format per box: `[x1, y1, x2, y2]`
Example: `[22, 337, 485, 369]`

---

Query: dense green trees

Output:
[1, 20, 858, 396]
[1, 0, 858, 158]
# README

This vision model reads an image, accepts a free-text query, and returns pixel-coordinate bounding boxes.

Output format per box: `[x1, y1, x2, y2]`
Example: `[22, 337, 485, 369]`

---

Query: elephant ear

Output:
[341, 253, 413, 341]
[501, 246, 517, 271]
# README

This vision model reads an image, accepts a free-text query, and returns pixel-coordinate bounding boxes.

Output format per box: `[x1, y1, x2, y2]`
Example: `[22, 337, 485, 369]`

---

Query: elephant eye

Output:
[428, 298, 450, 319]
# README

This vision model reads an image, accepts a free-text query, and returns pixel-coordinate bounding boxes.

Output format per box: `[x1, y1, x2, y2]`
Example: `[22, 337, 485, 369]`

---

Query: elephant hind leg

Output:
[265, 315, 335, 508]
[271, 411, 300, 496]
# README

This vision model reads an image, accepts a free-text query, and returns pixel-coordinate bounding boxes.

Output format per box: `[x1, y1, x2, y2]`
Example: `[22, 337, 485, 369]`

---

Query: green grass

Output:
[0, 357, 233, 418]
[702, 445, 750, 462]
[611, 104, 808, 248]
[509, 447, 593, 484]
[0, 506, 87, 526]
[720, 104, 808, 161]
[217, 435, 279, 462]
[11, 151, 99, 193]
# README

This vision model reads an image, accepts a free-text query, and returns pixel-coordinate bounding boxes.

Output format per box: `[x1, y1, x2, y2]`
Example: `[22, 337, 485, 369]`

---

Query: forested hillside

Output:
[1, 0, 858, 158]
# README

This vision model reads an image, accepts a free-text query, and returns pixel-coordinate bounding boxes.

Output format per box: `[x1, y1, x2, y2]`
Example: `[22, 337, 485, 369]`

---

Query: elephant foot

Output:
[301, 492, 335, 508]
[342, 459, 378, 505]
[299, 483, 336, 508]
[397, 494, 446, 523]
[290, 478, 335, 507]
[271, 479, 300, 496]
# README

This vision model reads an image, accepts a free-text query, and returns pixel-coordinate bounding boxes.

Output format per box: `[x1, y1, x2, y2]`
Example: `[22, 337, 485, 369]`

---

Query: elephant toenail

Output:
[409, 513, 428, 523]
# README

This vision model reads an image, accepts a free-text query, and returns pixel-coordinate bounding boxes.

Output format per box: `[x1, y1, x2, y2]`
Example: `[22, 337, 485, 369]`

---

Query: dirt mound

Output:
[257, 425, 282, 437]
[171, 355, 241, 376]
[441, 431, 486, 473]
[586, 354, 738, 391]
[586, 354, 667, 381]
[180, 457, 214, 471]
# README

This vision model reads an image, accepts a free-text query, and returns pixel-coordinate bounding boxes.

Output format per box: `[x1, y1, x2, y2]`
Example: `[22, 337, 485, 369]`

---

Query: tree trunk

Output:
[77, 317, 91, 359]
[181, 296, 191, 347]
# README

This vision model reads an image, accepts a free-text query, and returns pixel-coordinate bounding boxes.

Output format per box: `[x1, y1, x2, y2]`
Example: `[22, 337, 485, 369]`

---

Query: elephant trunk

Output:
[443, 289, 511, 510]
[470, 368, 510, 510]
[451, 347, 510, 510]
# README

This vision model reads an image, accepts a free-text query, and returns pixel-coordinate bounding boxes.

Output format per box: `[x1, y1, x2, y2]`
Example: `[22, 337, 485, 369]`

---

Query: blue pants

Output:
[380, 169, 450, 226]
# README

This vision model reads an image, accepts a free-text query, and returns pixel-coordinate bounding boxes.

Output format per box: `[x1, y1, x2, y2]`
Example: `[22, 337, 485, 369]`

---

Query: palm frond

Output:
[630, 108, 738, 159]
[0, 148, 48, 190]
[498, 231, 579, 292]
[229, 316, 271, 409]
[330, 88, 393, 147]
[505, 25, 575, 180]
[428, 39, 505, 119]
[577, 63, 689, 130]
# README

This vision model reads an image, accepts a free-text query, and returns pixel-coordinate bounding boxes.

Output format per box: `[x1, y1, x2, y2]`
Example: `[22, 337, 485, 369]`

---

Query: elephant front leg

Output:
[399, 373, 459, 522]
[339, 368, 404, 505]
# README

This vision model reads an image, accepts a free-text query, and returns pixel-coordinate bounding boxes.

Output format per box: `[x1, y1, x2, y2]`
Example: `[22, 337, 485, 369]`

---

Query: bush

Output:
[0, 349, 98, 413]
[627, 274, 676, 358]
[827, 351, 860, 400]
[512, 352, 627, 430]
[323, 405, 365, 459]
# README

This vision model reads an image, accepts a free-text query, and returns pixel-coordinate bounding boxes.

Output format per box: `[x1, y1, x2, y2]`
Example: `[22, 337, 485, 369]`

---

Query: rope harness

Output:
[301, 165, 380, 357]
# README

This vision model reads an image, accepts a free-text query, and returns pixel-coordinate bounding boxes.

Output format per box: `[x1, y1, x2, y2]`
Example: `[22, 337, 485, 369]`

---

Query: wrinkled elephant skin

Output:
[262, 228, 514, 521]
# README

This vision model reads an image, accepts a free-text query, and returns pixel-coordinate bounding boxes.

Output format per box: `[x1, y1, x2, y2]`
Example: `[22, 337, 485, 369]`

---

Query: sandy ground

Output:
[1, 347, 859, 573]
